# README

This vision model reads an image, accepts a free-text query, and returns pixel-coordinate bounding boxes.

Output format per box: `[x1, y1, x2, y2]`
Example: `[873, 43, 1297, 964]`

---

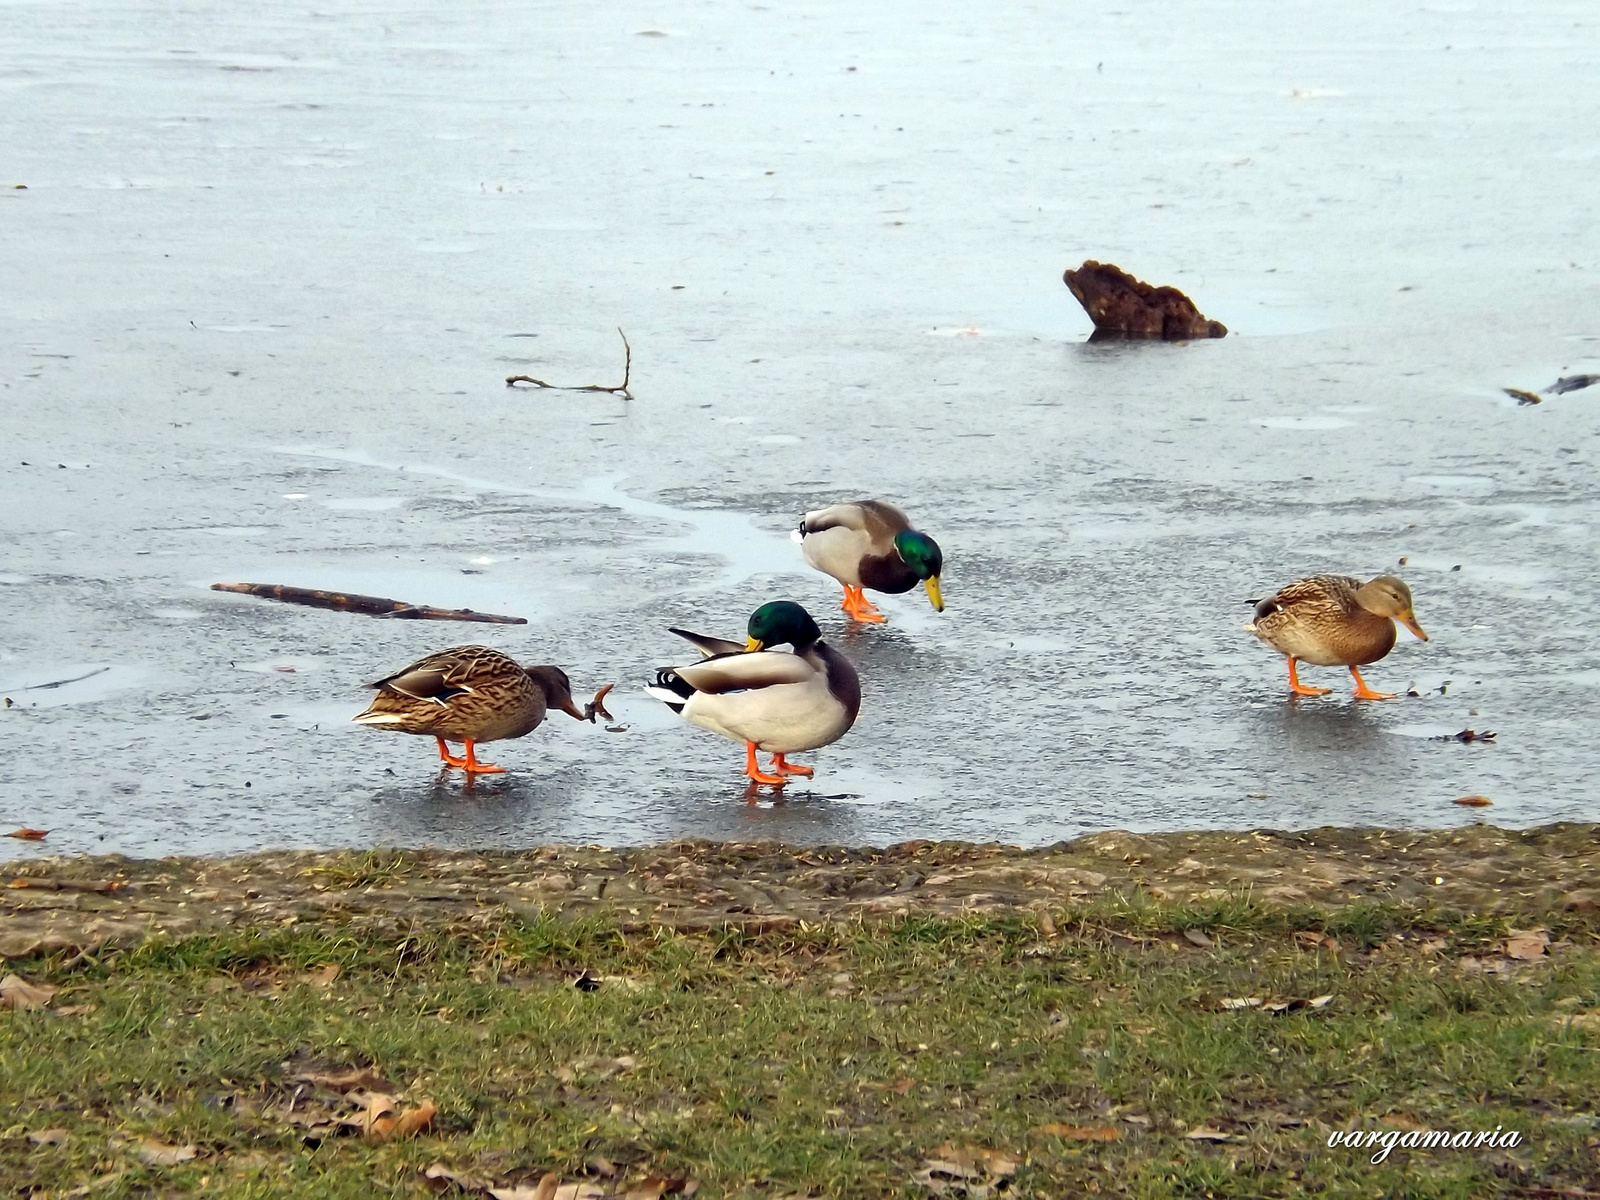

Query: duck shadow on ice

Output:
[1251, 698, 1390, 756]
[360, 765, 591, 838]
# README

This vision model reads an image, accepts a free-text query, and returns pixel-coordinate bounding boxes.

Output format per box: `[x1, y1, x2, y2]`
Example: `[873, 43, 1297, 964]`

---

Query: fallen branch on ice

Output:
[506, 328, 633, 399]
[210, 583, 528, 624]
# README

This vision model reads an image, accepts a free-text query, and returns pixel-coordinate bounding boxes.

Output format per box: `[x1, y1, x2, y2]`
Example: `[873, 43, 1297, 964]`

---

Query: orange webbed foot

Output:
[1286, 659, 1332, 697]
[435, 737, 468, 768]
[1348, 667, 1395, 701]
[461, 741, 506, 774]
[744, 742, 789, 786]
[770, 753, 814, 777]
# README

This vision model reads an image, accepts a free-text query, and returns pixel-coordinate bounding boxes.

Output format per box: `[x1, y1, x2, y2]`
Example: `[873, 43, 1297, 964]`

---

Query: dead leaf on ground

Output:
[356, 1092, 435, 1139]
[3, 828, 49, 840]
[289, 1063, 393, 1093]
[1551, 1011, 1600, 1033]
[28, 1128, 70, 1146]
[298, 963, 341, 987]
[1504, 928, 1550, 961]
[0, 973, 58, 1010]
[487, 1175, 615, 1200]
[554, 1054, 637, 1083]
[421, 1162, 495, 1192]
[859, 1077, 915, 1094]
[1292, 931, 1340, 953]
[132, 1138, 197, 1166]
[1453, 794, 1494, 807]
[913, 1145, 1019, 1196]
[1219, 994, 1332, 1014]
[1182, 928, 1213, 948]
[64, 1171, 125, 1197]
[1185, 1126, 1233, 1142]
[54, 1003, 95, 1017]
[1035, 1122, 1121, 1141]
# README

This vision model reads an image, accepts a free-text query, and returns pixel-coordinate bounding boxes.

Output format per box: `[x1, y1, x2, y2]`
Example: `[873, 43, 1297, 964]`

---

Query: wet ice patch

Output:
[234, 658, 325, 674]
[1256, 415, 1355, 430]
[0, 664, 152, 708]
[1406, 475, 1496, 491]
[320, 497, 404, 511]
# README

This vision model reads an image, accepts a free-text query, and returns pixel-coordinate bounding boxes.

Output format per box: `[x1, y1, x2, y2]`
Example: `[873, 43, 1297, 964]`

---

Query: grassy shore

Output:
[4, 885, 1598, 1199]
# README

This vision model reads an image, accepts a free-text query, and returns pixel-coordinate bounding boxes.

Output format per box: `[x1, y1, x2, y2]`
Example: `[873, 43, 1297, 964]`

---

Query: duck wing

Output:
[667, 627, 748, 658]
[797, 500, 910, 544]
[369, 645, 522, 703]
[674, 650, 816, 694]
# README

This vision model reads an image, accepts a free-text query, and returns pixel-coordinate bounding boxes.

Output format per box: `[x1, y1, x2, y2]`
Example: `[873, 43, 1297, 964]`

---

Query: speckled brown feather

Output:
[1249, 575, 1398, 666]
[355, 645, 554, 744]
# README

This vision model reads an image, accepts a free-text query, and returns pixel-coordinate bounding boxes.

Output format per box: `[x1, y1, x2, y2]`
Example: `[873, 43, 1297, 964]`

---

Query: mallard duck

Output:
[1247, 575, 1429, 699]
[791, 500, 943, 623]
[645, 600, 861, 784]
[352, 645, 608, 773]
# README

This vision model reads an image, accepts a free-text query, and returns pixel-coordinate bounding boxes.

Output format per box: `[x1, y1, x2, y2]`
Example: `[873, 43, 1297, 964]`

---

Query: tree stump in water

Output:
[1063, 260, 1227, 340]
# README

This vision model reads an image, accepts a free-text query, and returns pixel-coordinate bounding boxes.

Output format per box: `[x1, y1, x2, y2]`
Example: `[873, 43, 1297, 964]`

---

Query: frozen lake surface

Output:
[3, 0, 1598, 858]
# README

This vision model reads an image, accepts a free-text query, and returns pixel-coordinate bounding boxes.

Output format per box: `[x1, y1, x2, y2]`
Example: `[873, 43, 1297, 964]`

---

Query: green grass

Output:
[3, 904, 1597, 1198]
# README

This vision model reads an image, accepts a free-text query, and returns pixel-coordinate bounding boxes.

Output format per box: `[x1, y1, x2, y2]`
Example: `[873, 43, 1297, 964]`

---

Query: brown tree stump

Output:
[1063, 260, 1227, 340]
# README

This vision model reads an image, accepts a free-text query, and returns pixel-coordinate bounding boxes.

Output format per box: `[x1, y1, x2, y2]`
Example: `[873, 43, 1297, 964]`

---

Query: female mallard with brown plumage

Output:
[352, 645, 611, 774]
[792, 500, 944, 623]
[1247, 574, 1429, 699]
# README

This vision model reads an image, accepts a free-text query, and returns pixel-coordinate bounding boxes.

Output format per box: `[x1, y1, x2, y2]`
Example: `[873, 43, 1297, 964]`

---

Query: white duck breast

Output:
[650, 644, 861, 755]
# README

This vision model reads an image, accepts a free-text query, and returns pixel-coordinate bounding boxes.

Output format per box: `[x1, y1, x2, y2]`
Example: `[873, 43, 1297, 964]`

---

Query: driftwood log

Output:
[210, 583, 527, 624]
[1064, 260, 1227, 340]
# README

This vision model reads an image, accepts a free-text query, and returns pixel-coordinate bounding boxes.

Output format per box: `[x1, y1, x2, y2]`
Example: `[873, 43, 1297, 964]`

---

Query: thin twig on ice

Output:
[506, 328, 633, 399]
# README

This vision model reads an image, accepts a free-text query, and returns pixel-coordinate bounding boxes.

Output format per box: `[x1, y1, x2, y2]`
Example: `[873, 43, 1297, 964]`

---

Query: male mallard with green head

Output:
[1247, 575, 1429, 699]
[352, 645, 611, 774]
[792, 500, 944, 623]
[645, 600, 861, 784]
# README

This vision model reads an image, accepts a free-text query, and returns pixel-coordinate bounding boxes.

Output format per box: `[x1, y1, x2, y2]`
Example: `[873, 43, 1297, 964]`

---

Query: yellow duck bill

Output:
[923, 576, 944, 612]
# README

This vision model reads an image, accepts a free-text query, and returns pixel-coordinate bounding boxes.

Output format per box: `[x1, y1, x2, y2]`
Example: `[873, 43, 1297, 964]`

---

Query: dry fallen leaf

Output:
[291, 1064, 392, 1093]
[0, 973, 58, 1010]
[1551, 1011, 1600, 1033]
[489, 1174, 562, 1200]
[913, 1145, 1019, 1196]
[364, 1095, 435, 1139]
[1182, 929, 1213, 948]
[132, 1139, 197, 1166]
[1292, 930, 1340, 953]
[1035, 1122, 1121, 1141]
[28, 1128, 70, 1146]
[1185, 1126, 1233, 1142]
[298, 963, 341, 987]
[3, 828, 49, 840]
[1505, 928, 1550, 961]
[64, 1171, 125, 1197]
[1219, 996, 1263, 1011]
[1453, 794, 1493, 807]
[422, 1162, 495, 1192]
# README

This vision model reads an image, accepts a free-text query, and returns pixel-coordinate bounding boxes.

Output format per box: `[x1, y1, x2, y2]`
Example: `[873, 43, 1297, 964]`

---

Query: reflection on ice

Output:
[0, 664, 152, 708]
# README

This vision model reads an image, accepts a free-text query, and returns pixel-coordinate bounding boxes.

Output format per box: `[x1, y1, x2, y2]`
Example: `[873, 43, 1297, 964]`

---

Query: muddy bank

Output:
[4, 824, 1596, 960]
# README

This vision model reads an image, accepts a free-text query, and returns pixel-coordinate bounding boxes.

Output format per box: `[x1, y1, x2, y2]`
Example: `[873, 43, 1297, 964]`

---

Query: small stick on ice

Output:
[506, 328, 633, 399]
